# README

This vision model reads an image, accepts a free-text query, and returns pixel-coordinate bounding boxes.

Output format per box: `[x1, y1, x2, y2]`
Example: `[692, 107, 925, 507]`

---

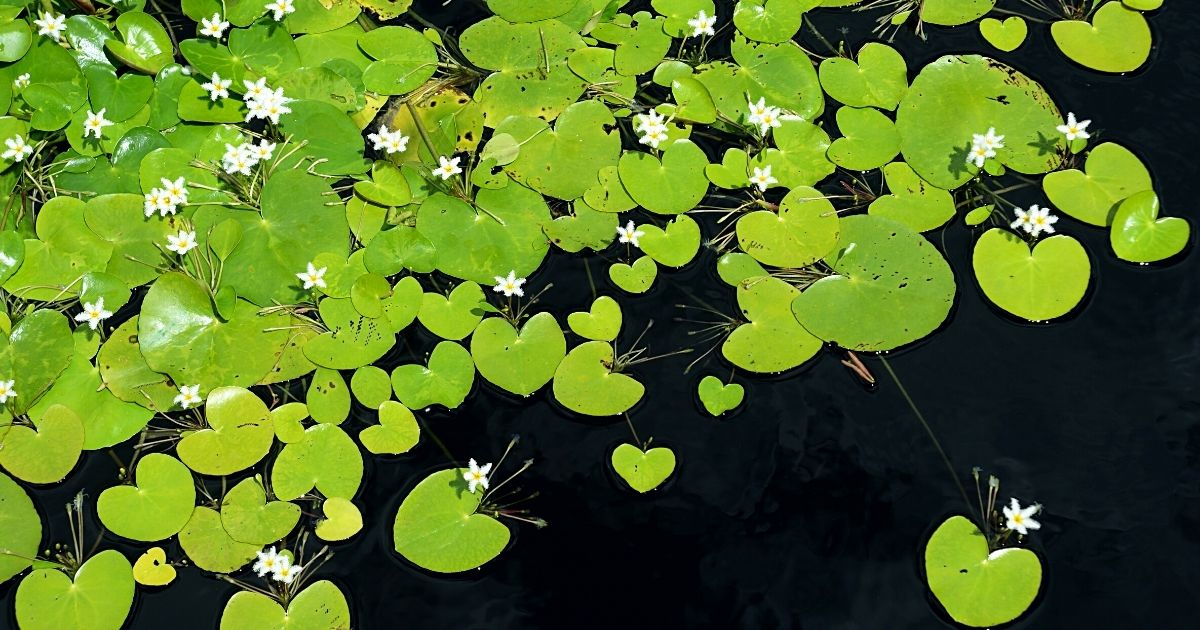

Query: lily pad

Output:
[638, 215, 701, 268]
[869, 161, 956, 233]
[178, 506, 261, 574]
[0, 309, 75, 416]
[919, 0, 996, 26]
[1052, 2, 1151, 73]
[219, 580, 351, 630]
[611, 442, 675, 493]
[818, 42, 908, 110]
[97, 453, 195, 542]
[1109, 191, 1189, 263]
[393, 468, 510, 573]
[0, 405, 84, 484]
[1042, 142, 1152, 226]
[307, 368, 351, 425]
[391, 341, 475, 410]
[16, 550, 134, 630]
[495, 99, 621, 201]
[418, 281, 487, 341]
[979, 17, 1028, 52]
[972, 228, 1091, 322]
[553, 341, 644, 416]
[698, 376, 744, 416]
[360, 400, 420, 455]
[315, 497, 363, 541]
[177, 386, 273, 475]
[723, 276, 823, 373]
[736, 186, 839, 268]
[271, 424, 363, 501]
[220, 477, 301, 545]
[471, 313, 566, 397]
[609, 257, 659, 294]
[132, 547, 175, 587]
[925, 515, 1042, 627]
[618, 140, 710, 215]
[568, 296, 623, 342]
[0, 471, 40, 583]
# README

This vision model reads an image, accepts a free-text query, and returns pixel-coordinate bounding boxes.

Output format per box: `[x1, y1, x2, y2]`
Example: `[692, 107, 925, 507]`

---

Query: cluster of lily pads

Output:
[0, 0, 1177, 627]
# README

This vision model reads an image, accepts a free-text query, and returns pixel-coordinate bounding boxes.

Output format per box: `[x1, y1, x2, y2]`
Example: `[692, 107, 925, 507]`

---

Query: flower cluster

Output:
[463, 459, 492, 494]
[747, 97, 783, 135]
[1011, 204, 1059, 238]
[143, 177, 190, 217]
[1002, 498, 1042, 536]
[367, 125, 410, 155]
[221, 139, 276, 175]
[634, 110, 669, 149]
[253, 547, 303, 584]
[967, 127, 1004, 168]
[243, 79, 292, 124]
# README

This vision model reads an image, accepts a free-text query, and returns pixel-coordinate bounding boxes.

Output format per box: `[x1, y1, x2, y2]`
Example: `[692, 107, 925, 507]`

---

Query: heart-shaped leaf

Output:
[97, 453, 195, 542]
[552, 341, 644, 416]
[979, 17, 1028, 52]
[1109, 191, 1189, 263]
[415, 186, 550, 284]
[610, 443, 675, 493]
[609, 257, 658, 294]
[495, 99, 621, 201]
[16, 550, 134, 630]
[177, 386, 273, 476]
[470, 313, 566, 397]
[638, 215, 701, 268]
[271, 424, 363, 501]
[1052, 2, 1151, 73]
[617, 140, 710, 215]
[220, 477, 301, 546]
[132, 547, 175, 587]
[359, 401, 420, 455]
[925, 515, 1042, 627]
[307, 367, 351, 425]
[868, 161, 956, 233]
[0, 404, 84, 484]
[393, 469, 510, 573]
[698, 376, 744, 416]
[919, 0, 995, 26]
[1042, 142, 1152, 226]
[390, 341, 475, 410]
[219, 580, 351, 630]
[417, 281, 486, 341]
[350, 366, 392, 408]
[315, 497, 363, 542]
[722, 276, 822, 373]
[0, 309, 74, 416]
[736, 186, 840, 268]
[818, 42, 908, 110]
[0, 471, 41, 583]
[178, 506, 261, 573]
[972, 228, 1091, 322]
[568, 296, 623, 342]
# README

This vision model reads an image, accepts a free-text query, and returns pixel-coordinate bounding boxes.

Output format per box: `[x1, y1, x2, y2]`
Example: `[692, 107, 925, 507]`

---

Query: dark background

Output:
[4, 1, 1199, 628]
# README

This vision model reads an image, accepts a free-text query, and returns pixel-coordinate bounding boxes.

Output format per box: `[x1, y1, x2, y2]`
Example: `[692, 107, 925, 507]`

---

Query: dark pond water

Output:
[3, 2, 1199, 629]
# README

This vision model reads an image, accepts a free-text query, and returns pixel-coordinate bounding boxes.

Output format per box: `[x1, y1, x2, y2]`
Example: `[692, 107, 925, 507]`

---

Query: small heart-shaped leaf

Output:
[979, 17, 1028, 52]
[609, 257, 658, 294]
[611, 443, 675, 493]
[315, 497, 363, 542]
[697, 376, 745, 416]
[1109, 191, 1189, 263]
[568, 296, 623, 342]
[359, 401, 420, 455]
[132, 547, 176, 587]
[973, 228, 1091, 322]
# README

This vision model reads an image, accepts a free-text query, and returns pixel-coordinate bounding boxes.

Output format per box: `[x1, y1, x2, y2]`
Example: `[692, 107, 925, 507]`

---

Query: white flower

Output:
[433, 155, 462, 180]
[221, 143, 259, 175]
[972, 127, 1005, 151]
[161, 177, 189, 205]
[272, 558, 302, 584]
[243, 78, 270, 102]
[967, 142, 995, 169]
[638, 125, 668, 149]
[261, 97, 292, 124]
[757, 106, 782, 135]
[297, 262, 327, 290]
[265, 0, 296, 21]
[687, 10, 717, 37]
[144, 188, 167, 217]
[13, 73, 30, 90]
[250, 140, 276, 162]
[244, 99, 269, 123]
[252, 547, 282, 577]
[1002, 498, 1042, 536]
[493, 270, 526, 298]
[1057, 112, 1091, 142]
[73, 297, 113, 331]
[201, 72, 231, 101]
[463, 458, 492, 494]
[166, 230, 198, 255]
[749, 165, 777, 192]
[174, 384, 202, 409]
[0, 379, 15, 404]
[1010, 206, 1033, 234]
[2, 135, 34, 162]
[617, 220, 644, 248]
[83, 109, 113, 140]
[747, 97, 769, 126]
[200, 13, 229, 38]
[223, 154, 256, 176]
[634, 110, 666, 134]
[33, 12, 66, 41]
[1026, 205, 1059, 237]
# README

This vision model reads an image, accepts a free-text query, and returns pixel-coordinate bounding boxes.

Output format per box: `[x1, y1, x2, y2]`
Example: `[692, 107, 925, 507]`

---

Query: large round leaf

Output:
[97, 453, 195, 542]
[972, 228, 1091, 322]
[925, 515, 1042, 627]
[0, 471, 40, 583]
[470, 313, 566, 396]
[393, 469, 510, 573]
[15, 550, 134, 630]
[177, 386, 274, 475]
[219, 580, 351, 629]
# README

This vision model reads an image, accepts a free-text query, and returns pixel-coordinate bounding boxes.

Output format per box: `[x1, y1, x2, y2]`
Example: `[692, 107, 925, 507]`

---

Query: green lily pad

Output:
[219, 580, 351, 630]
[97, 453, 195, 542]
[1109, 191, 1189, 263]
[360, 400, 420, 455]
[722, 276, 823, 373]
[16, 550, 134, 630]
[733, 0, 816, 43]
[869, 161, 956, 233]
[925, 515, 1042, 627]
[1042, 142, 1152, 226]
[568, 296, 623, 342]
[1052, 2, 1151, 73]
[610, 442, 675, 493]
[698, 376, 744, 416]
[828, 106, 900, 171]
[736, 186, 840, 268]
[178, 506, 260, 574]
[351, 366, 392, 408]
[979, 17, 1028, 52]
[972, 228, 1091, 322]
[271, 424, 363, 501]
[638, 215, 701, 268]
[303, 297, 396, 370]
[177, 386, 273, 475]
[896, 55, 1063, 190]
[0, 405, 84, 484]
[618, 140, 710, 215]
[0, 309, 74, 416]
[220, 477, 301, 545]
[271, 402, 309, 444]
[359, 26, 437, 95]
[552, 341, 644, 416]
[791, 215, 957, 351]
[105, 11, 173, 74]
[2, 197, 113, 303]
[919, 0, 995, 26]
[96, 317, 177, 412]
[495, 100, 621, 201]
[307, 367, 351, 425]
[418, 281, 486, 341]
[471, 313, 566, 397]
[717, 252, 768, 286]
[544, 201, 618, 253]
[609, 257, 658, 294]
[818, 42, 908, 110]
[391, 341, 475, 410]
[415, 185, 550, 284]
[393, 468, 510, 573]
[0, 471, 41, 583]
[132, 547, 175, 587]
[753, 120, 836, 189]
